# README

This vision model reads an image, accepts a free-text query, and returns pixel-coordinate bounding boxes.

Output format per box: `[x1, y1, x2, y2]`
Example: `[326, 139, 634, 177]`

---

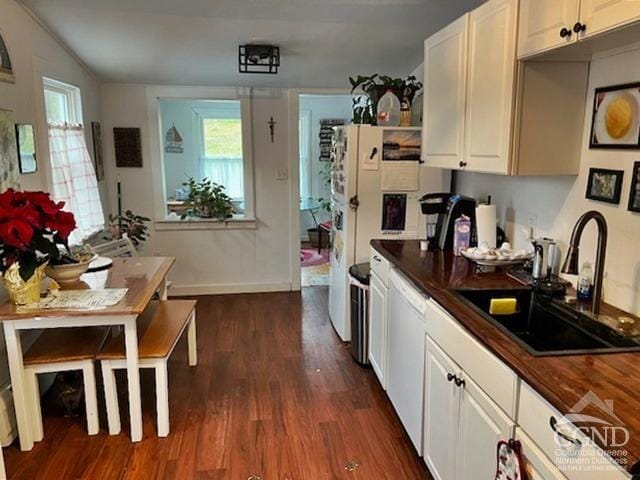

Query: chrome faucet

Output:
[561, 211, 608, 315]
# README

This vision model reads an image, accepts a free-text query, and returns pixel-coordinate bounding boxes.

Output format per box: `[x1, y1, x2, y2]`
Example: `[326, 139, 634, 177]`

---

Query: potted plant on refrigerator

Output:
[349, 74, 423, 124]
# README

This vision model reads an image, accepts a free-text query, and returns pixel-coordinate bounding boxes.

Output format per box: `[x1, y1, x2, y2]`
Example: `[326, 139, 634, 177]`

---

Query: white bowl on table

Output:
[45, 254, 95, 285]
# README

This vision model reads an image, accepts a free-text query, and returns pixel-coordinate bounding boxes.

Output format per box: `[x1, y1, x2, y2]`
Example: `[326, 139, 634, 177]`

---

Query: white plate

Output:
[87, 256, 113, 273]
[594, 90, 640, 145]
[461, 250, 531, 266]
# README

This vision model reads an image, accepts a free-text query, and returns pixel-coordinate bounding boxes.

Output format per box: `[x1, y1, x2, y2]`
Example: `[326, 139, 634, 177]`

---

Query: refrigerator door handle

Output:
[369, 147, 378, 160]
[349, 195, 359, 212]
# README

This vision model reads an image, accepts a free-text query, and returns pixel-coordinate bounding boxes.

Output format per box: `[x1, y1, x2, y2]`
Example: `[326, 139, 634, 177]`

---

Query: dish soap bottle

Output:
[577, 261, 593, 301]
[377, 90, 400, 126]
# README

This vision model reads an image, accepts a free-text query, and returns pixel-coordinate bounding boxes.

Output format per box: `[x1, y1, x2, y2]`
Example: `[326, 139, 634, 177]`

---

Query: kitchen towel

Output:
[476, 204, 497, 248]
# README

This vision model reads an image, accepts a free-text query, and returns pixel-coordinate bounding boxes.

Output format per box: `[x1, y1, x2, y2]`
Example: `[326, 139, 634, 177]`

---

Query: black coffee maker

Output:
[419, 193, 477, 251]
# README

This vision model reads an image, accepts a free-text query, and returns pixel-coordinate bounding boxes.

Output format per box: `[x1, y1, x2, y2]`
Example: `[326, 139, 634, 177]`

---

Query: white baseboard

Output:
[169, 282, 293, 296]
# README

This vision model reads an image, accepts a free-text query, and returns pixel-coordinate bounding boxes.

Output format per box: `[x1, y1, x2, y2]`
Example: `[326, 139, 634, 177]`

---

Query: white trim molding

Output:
[168, 281, 292, 296]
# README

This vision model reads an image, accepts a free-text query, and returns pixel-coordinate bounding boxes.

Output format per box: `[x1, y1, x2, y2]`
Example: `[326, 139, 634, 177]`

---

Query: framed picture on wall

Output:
[113, 127, 143, 168]
[586, 168, 624, 204]
[15, 124, 37, 174]
[590, 82, 640, 149]
[628, 162, 640, 213]
[91, 122, 104, 180]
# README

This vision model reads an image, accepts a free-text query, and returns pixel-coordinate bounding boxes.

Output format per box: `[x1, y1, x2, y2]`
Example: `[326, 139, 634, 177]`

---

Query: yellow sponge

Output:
[489, 298, 518, 315]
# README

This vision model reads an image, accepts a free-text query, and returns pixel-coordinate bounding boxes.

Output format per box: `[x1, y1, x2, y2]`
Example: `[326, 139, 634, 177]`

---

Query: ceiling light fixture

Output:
[238, 44, 280, 74]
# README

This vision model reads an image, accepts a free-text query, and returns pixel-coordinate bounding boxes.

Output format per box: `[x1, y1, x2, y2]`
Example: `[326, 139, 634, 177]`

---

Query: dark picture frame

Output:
[113, 127, 143, 168]
[0, 32, 15, 84]
[589, 82, 640, 149]
[586, 168, 624, 204]
[15, 124, 37, 174]
[381, 193, 407, 231]
[91, 122, 104, 180]
[628, 162, 640, 213]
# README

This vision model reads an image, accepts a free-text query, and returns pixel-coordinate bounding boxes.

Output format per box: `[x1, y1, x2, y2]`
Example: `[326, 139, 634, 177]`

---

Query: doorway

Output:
[296, 94, 351, 287]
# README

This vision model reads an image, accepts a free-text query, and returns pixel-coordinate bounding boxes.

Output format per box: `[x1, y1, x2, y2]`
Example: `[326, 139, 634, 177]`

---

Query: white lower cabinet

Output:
[423, 336, 515, 480]
[423, 337, 460, 480]
[368, 271, 387, 389]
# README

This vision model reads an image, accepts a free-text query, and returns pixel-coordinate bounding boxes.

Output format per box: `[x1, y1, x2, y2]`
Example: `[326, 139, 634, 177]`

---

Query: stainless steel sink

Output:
[454, 288, 640, 356]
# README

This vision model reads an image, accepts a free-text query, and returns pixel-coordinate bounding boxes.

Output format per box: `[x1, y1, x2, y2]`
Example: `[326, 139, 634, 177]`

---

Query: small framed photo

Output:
[586, 168, 624, 204]
[590, 82, 640, 149]
[15, 124, 37, 174]
[628, 162, 640, 213]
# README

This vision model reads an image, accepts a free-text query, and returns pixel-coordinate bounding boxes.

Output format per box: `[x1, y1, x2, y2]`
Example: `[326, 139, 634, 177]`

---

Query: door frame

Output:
[287, 88, 350, 291]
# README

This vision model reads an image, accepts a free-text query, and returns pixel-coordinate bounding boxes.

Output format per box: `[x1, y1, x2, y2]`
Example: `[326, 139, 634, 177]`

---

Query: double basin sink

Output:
[454, 288, 640, 356]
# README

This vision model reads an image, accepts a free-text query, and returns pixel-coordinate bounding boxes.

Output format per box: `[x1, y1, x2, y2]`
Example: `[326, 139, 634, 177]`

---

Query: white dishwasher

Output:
[387, 268, 428, 454]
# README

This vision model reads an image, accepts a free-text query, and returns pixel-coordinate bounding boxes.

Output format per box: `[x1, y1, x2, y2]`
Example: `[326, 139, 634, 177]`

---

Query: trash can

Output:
[349, 262, 370, 366]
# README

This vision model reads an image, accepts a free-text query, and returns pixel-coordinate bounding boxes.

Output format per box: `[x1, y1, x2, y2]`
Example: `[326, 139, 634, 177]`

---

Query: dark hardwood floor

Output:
[5, 287, 432, 479]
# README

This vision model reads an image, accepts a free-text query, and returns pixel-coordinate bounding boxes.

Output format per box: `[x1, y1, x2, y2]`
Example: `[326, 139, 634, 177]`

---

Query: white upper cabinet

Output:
[519, 0, 640, 58]
[465, 0, 518, 174]
[518, 0, 580, 58]
[580, 0, 640, 37]
[422, 0, 587, 176]
[423, 15, 469, 170]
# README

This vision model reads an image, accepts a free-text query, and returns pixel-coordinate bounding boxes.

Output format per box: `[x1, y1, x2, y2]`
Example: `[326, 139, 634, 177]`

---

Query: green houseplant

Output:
[108, 210, 151, 247]
[349, 74, 423, 124]
[181, 177, 235, 222]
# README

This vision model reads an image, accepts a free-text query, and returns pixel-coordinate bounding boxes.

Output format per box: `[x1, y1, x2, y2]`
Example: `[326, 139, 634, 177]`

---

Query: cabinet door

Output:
[518, 0, 579, 58]
[368, 272, 387, 389]
[580, 0, 640, 38]
[464, 0, 518, 174]
[423, 337, 460, 480]
[456, 373, 515, 480]
[423, 15, 469, 170]
[387, 280, 426, 453]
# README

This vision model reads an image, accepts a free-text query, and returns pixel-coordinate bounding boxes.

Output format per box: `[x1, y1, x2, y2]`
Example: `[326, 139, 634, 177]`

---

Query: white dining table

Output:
[0, 256, 175, 451]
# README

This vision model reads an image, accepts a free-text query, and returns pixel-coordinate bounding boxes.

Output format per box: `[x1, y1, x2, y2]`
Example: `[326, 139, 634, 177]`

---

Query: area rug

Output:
[300, 248, 329, 267]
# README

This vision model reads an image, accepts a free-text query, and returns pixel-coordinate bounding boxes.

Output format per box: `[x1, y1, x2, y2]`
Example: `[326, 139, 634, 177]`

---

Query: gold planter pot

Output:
[2, 262, 47, 306]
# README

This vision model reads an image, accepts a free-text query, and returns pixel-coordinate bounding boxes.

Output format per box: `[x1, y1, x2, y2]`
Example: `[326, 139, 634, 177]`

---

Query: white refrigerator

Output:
[328, 125, 447, 341]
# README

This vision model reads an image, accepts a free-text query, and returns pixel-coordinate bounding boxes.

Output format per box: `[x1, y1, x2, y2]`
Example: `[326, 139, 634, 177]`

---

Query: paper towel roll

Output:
[476, 204, 497, 248]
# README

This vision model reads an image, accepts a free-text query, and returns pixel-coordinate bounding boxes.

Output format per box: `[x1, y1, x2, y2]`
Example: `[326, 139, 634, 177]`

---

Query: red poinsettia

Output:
[0, 189, 77, 281]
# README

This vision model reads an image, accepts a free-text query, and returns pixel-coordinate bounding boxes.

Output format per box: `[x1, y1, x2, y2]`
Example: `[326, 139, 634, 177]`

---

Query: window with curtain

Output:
[299, 110, 311, 202]
[198, 106, 245, 202]
[43, 78, 104, 244]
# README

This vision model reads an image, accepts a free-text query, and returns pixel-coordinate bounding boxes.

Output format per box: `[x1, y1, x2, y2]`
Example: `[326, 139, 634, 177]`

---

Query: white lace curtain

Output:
[48, 122, 104, 245]
[199, 156, 244, 200]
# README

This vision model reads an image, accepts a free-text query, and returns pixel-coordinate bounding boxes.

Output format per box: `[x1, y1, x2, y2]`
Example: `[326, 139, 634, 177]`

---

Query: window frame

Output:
[148, 87, 255, 229]
[42, 77, 83, 125]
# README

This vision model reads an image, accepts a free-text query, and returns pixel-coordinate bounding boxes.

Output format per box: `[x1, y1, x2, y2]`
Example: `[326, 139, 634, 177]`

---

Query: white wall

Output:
[299, 94, 352, 239]
[0, 0, 105, 201]
[455, 45, 640, 316]
[0, 0, 103, 387]
[101, 84, 293, 294]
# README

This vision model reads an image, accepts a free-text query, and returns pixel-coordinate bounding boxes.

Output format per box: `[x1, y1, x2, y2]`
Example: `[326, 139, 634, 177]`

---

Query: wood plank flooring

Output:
[4, 287, 432, 479]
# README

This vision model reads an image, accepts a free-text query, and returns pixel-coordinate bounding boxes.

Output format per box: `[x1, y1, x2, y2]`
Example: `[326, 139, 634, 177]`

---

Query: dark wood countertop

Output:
[371, 239, 640, 474]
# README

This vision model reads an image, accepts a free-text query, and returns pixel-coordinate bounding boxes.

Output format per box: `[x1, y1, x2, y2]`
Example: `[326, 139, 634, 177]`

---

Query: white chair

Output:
[23, 327, 110, 440]
[97, 300, 197, 437]
[88, 235, 138, 258]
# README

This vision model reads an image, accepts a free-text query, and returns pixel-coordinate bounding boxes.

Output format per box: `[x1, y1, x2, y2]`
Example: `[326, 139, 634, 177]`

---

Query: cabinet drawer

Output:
[518, 382, 630, 480]
[517, 428, 568, 480]
[425, 299, 518, 418]
[370, 247, 390, 284]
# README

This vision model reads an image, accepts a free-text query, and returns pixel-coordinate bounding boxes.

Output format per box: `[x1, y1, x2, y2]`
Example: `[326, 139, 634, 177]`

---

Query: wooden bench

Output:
[97, 300, 197, 437]
[23, 327, 110, 440]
